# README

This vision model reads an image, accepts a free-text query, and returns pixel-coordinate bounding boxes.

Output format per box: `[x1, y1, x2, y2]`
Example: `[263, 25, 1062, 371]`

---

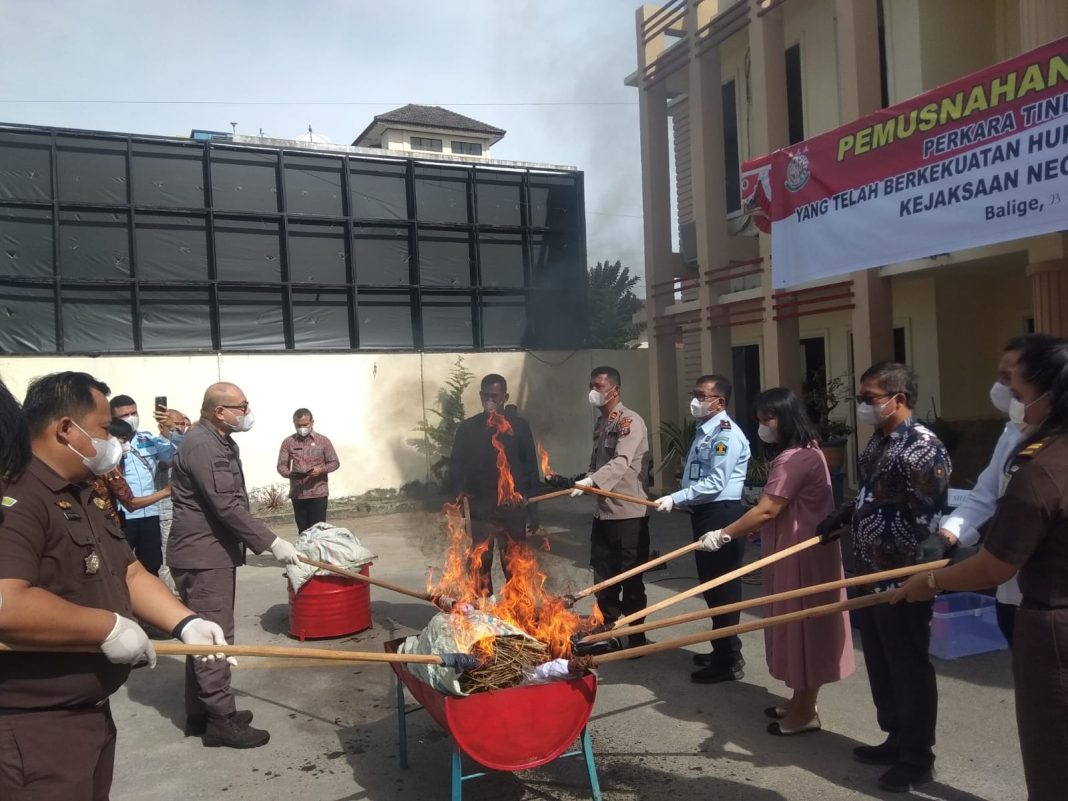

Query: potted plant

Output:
[802, 369, 854, 472]
[656, 418, 697, 485]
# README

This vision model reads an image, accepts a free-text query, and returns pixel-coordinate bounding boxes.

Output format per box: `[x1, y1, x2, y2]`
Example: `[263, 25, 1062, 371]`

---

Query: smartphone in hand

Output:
[154, 396, 167, 414]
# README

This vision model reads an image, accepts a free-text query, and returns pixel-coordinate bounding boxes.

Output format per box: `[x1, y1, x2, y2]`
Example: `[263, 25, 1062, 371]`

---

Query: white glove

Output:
[698, 529, 732, 552]
[570, 477, 595, 498]
[176, 616, 235, 665]
[654, 495, 675, 513]
[100, 613, 157, 668]
[270, 536, 301, 565]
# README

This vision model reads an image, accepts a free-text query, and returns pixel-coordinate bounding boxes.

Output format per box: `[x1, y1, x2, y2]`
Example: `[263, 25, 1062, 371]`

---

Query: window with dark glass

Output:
[722, 80, 741, 214]
[786, 44, 804, 145]
[211, 150, 278, 214]
[132, 142, 205, 208]
[356, 291, 414, 348]
[0, 282, 56, 352]
[284, 155, 344, 217]
[218, 287, 285, 350]
[415, 165, 470, 225]
[418, 228, 471, 287]
[58, 210, 130, 280]
[481, 296, 527, 348]
[214, 218, 282, 283]
[350, 161, 407, 221]
[62, 284, 134, 353]
[476, 172, 522, 227]
[57, 137, 126, 205]
[479, 232, 525, 288]
[288, 222, 347, 284]
[293, 289, 351, 349]
[0, 132, 52, 202]
[421, 292, 474, 348]
[452, 141, 483, 156]
[410, 136, 443, 152]
[140, 288, 213, 351]
[354, 225, 410, 286]
[135, 214, 209, 282]
[0, 207, 53, 279]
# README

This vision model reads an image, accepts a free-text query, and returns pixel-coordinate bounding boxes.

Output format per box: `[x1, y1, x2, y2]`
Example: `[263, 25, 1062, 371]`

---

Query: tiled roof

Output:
[371, 104, 505, 136]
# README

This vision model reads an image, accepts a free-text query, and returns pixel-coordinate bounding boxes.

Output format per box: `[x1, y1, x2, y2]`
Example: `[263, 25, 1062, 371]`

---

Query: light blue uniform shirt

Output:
[671, 410, 751, 506]
[119, 431, 175, 519]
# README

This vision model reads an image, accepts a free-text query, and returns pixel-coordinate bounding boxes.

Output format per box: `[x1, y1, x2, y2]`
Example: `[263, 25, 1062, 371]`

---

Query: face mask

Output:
[296, 426, 311, 437]
[121, 441, 132, 454]
[227, 409, 255, 433]
[588, 389, 607, 408]
[989, 381, 1013, 414]
[67, 421, 124, 476]
[167, 430, 186, 448]
[689, 397, 712, 419]
[121, 413, 139, 432]
[758, 423, 778, 444]
[482, 401, 499, 414]
[856, 397, 893, 428]
[1008, 392, 1047, 428]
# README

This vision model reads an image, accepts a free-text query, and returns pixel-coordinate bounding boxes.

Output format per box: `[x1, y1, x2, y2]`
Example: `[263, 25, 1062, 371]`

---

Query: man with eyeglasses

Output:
[815, 361, 951, 793]
[168, 382, 301, 749]
[653, 374, 751, 683]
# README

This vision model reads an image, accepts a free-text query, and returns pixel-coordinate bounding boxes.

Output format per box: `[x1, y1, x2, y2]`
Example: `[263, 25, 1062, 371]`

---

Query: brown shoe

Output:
[185, 710, 253, 736]
[203, 714, 270, 748]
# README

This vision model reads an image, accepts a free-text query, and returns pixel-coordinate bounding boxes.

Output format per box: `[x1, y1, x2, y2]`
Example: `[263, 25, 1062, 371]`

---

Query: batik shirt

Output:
[851, 417, 951, 574]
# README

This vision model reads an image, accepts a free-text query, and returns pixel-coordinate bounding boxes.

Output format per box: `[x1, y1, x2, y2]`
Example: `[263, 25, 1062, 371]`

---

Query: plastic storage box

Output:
[929, 592, 1007, 660]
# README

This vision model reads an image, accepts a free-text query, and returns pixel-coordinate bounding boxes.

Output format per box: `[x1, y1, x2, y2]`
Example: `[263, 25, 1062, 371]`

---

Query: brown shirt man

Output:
[276, 431, 339, 500]
[587, 402, 651, 520]
[0, 457, 135, 709]
[168, 419, 275, 569]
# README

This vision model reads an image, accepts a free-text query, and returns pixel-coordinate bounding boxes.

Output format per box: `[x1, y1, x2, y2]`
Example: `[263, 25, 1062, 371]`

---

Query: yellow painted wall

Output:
[918, 0, 999, 90]
[785, 0, 841, 138]
[0, 350, 648, 498]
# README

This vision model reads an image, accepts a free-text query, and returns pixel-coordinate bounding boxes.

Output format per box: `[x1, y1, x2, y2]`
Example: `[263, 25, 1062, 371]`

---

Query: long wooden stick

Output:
[461, 496, 473, 540]
[568, 541, 702, 604]
[583, 558, 950, 643]
[298, 557, 436, 605]
[0, 642, 451, 665]
[610, 535, 822, 629]
[525, 488, 573, 505]
[592, 592, 887, 666]
[576, 484, 659, 509]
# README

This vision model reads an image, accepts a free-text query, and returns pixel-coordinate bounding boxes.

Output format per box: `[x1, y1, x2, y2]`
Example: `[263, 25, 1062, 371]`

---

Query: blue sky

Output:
[0, 0, 647, 285]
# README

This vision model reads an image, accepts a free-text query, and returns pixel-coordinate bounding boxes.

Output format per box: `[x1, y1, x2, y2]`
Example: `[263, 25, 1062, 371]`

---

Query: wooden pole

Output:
[583, 558, 950, 643]
[525, 488, 574, 505]
[0, 641, 452, 665]
[592, 592, 888, 666]
[610, 535, 822, 629]
[298, 557, 436, 605]
[576, 484, 659, 509]
[568, 541, 702, 603]
[461, 496, 473, 540]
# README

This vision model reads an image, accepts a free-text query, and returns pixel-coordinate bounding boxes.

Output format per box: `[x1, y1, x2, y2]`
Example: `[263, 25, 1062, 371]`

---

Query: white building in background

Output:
[352, 104, 506, 158]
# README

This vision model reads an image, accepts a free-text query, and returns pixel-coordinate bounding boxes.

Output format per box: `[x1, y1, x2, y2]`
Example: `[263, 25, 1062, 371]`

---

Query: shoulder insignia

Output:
[2, 496, 17, 508]
[608, 409, 621, 423]
[55, 500, 72, 510]
[719, 420, 732, 430]
[714, 441, 728, 456]
[1017, 441, 1047, 461]
[93, 497, 107, 510]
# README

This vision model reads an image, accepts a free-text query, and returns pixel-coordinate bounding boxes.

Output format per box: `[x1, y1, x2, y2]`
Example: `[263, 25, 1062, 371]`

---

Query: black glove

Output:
[816, 511, 849, 544]
[544, 473, 576, 489]
[914, 531, 956, 563]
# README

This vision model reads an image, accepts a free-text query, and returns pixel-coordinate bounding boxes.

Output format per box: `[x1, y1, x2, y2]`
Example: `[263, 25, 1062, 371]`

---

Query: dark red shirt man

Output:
[276, 407, 340, 534]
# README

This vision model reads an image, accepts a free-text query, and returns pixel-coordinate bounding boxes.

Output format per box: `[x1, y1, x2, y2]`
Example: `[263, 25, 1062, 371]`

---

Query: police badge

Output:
[84, 550, 101, 575]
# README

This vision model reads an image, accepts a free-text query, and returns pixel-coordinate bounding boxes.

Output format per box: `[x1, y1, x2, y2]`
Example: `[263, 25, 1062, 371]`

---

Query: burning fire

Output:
[427, 431, 590, 659]
[537, 440, 552, 480]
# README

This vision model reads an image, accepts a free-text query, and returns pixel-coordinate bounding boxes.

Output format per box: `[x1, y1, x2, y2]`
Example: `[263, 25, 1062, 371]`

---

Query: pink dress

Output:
[760, 446, 855, 690]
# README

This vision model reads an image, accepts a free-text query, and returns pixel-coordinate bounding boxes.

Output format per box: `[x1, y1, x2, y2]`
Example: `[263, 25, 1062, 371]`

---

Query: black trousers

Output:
[123, 515, 162, 576]
[293, 497, 328, 534]
[855, 599, 937, 768]
[690, 501, 746, 663]
[590, 516, 650, 624]
[471, 514, 526, 597]
[996, 600, 1016, 646]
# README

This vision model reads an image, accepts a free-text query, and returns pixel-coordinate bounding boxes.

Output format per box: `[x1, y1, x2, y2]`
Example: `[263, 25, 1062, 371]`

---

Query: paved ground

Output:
[111, 501, 1025, 801]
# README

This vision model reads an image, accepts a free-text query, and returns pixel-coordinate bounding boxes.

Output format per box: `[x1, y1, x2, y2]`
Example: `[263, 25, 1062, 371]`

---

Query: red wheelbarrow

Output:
[385, 639, 602, 801]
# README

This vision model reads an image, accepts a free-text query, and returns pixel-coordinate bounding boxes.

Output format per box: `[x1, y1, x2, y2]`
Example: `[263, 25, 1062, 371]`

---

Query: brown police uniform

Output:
[585, 403, 652, 624]
[0, 456, 136, 801]
[983, 435, 1068, 801]
[168, 420, 275, 721]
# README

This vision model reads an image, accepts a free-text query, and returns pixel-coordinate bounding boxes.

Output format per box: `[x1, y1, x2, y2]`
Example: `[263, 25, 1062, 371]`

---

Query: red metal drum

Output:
[287, 568, 372, 640]
[386, 638, 597, 771]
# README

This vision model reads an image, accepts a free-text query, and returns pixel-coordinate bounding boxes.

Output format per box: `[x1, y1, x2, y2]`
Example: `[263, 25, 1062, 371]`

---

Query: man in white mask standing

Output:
[653, 374, 751, 683]
[169, 381, 301, 749]
[939, 334, 1061, 645]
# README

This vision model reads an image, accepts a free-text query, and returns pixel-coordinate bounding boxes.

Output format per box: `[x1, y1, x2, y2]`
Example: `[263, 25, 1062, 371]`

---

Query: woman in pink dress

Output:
[705, 387, 854, 735]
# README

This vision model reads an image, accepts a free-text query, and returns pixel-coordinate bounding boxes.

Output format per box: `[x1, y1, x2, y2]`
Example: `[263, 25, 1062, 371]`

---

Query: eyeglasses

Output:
[854, 393, 893, 405]
[690, 391, 724, 402]
[219, 402, 250, 412]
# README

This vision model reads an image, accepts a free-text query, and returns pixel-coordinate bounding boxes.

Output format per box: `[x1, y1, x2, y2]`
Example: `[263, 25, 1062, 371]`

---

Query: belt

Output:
[0, 700, 109, 716]
[692, 499, 742, 509]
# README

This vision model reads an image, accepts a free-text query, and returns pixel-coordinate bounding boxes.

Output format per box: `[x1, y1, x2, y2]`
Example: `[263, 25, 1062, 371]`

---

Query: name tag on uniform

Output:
[689, 461, 702, 480]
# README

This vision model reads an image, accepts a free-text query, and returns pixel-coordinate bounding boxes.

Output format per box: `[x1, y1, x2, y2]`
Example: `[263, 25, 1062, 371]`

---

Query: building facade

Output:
[628, 0, 1068, 485]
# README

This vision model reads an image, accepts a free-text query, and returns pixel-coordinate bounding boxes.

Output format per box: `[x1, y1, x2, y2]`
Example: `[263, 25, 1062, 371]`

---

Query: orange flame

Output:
[537, 440, 553, 480]
[487, 410, 523, 507]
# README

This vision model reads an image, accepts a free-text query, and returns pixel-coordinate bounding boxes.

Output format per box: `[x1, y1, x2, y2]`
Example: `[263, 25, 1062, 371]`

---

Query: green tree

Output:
[408, 356, 475, 487]
[588, 260, 646, 349]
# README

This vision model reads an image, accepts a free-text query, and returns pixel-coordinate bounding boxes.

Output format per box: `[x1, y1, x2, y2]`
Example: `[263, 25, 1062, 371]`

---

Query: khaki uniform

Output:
[0, 457, 136, 800]
[587, 403, 651, 520]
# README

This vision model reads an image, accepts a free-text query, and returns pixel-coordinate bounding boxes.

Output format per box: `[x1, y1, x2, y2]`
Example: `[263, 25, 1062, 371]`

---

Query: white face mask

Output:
[856, 397, 893, 428]
[588, 389, 608, 408]
[121, 441, 132, 454]
[989, 381, 1013, 414]
[227, 409, 255, 433]
[482, 401, 499, 414]
[296, 426, 311, 437]
[121, 413, 139, 432]
[758, 423, 778, 444]
[689, 397, 712, 419]
[1008, 391, 1047, 429]
[67, 421, 124, 476]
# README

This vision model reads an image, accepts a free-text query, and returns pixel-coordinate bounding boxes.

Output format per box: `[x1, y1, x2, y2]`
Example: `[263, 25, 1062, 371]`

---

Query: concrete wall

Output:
[0, 349, 649, 498]
[784, 0, 841, 138]
[379, 127, 494, 158]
